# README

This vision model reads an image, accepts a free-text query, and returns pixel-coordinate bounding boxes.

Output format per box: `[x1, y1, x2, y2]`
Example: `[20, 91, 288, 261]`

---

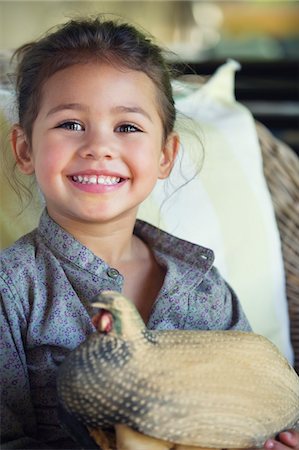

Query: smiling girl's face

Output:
[12, 63, 178, 230]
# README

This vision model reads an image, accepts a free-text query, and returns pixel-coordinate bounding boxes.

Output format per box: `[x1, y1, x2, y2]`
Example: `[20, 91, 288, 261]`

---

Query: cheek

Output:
[130, 138, 164, 166]
[32, 136, 66, 173]
[33, 152, 66, 196]
[132, 152, 162, 182]
[34, 151, 60, 177]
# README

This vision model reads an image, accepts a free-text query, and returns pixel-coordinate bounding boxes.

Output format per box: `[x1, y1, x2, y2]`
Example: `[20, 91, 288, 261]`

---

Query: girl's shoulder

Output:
[0, 229, 38, 275]
[0, 230, 42, 312]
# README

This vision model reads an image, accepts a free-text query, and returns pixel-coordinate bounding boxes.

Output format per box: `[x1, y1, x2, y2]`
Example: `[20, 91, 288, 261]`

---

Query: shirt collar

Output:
[134, 219, 215, 286]
[37, 209, 108, 275]
[38, 209, 214, 284]
[134, 220, 215, 329]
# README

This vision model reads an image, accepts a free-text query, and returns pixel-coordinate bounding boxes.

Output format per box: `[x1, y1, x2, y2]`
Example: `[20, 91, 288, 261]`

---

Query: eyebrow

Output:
[112, 105, 153, 122]
[46, 103, 87, 117]
[46, 103, 153, 122]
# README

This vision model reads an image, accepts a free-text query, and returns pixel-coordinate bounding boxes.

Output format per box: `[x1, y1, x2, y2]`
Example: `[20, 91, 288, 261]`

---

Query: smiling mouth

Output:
[70, 175, 123, 185]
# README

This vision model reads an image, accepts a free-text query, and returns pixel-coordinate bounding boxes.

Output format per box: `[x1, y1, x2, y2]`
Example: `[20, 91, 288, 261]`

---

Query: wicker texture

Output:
[256, 122, 299, 375]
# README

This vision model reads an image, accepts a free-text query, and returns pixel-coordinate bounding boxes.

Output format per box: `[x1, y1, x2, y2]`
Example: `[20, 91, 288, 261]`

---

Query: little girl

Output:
[0, 17, 298, 450]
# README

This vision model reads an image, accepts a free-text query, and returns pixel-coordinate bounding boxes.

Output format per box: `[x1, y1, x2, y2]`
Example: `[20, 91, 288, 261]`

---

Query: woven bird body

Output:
[57, 291, 299, 450]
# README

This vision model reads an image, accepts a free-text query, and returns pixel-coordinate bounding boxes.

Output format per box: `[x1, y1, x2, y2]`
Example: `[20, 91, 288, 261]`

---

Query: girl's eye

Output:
[116, 124, 141, 133]
[57, 121, 84, 131]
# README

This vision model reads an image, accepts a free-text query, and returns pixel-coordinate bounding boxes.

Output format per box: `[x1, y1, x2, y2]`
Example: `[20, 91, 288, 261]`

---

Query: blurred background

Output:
[1, 0, 298, 153]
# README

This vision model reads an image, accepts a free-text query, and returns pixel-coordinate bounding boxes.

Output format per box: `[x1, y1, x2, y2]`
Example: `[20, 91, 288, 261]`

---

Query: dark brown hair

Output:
[13, 16, 176, 142]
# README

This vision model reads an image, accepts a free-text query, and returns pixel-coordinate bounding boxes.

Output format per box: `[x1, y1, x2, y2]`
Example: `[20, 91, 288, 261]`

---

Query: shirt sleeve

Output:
[0, 274, 52, 449]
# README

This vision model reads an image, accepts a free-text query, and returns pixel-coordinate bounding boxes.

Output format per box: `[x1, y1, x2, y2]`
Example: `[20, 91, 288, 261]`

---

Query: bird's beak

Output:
[92, 309, 113, 333]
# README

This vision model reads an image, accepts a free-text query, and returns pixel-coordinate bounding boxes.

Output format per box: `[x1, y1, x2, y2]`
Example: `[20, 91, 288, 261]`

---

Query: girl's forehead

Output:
[39, 62, 161, 113]
[42, 62, 156, 96]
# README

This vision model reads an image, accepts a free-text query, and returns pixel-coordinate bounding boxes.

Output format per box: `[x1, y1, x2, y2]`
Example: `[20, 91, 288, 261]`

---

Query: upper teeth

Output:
[72, 175, 121, 185]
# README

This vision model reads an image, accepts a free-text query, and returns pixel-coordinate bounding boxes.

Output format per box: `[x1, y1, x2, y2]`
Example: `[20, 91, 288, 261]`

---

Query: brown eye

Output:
[57, 121, 84, 131]
[116, 124, 141, 133]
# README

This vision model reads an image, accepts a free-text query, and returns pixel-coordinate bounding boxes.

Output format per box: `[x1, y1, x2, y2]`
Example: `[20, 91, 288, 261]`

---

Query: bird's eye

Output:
[116, 124, 141, 133]
[57, 121, 84, 131]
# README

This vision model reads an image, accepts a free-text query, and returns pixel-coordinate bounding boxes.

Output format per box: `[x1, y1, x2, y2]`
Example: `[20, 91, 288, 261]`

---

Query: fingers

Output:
[264, 431, 299, 450]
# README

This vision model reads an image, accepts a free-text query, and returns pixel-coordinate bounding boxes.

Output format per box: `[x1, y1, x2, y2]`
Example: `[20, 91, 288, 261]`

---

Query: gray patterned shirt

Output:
[0, 209, 251, 449]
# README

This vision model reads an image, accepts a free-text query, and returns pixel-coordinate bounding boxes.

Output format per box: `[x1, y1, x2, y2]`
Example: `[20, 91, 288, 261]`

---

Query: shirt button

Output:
[107, 268, 120, 279]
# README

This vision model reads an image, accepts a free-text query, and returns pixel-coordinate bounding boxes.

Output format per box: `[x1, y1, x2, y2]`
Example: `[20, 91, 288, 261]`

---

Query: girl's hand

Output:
[264, 430, 299, 450]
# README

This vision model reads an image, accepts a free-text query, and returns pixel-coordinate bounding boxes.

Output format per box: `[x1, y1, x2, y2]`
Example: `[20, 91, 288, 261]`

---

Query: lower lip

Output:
[68, 177, 126, 193]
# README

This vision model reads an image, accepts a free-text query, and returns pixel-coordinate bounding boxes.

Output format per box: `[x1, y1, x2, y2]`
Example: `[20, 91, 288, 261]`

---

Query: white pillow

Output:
[138, 60, 293, 363]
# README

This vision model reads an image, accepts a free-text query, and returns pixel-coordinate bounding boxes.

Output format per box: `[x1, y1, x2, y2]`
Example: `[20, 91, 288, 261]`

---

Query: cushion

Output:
[138, 60, 293, 363]
[0, 62, 293, 363]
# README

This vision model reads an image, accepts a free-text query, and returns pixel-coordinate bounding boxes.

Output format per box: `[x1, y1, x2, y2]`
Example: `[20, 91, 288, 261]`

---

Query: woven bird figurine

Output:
[57, 291, 299, 450]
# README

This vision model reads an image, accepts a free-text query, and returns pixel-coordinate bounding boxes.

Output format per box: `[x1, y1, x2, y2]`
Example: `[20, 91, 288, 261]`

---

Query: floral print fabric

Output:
[0, 209, 250, 449]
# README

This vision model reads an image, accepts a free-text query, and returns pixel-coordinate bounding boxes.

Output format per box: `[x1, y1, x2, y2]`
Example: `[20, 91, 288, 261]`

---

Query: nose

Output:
[78, 130, 116, 160]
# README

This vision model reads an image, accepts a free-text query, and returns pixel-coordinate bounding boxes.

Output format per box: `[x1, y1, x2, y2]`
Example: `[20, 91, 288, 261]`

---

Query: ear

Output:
[158, 132, 180, 179]
[10, 125, 35, 175]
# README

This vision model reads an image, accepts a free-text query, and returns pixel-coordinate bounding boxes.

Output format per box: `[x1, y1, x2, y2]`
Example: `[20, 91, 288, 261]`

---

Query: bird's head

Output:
[91, 291, 145, 340]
